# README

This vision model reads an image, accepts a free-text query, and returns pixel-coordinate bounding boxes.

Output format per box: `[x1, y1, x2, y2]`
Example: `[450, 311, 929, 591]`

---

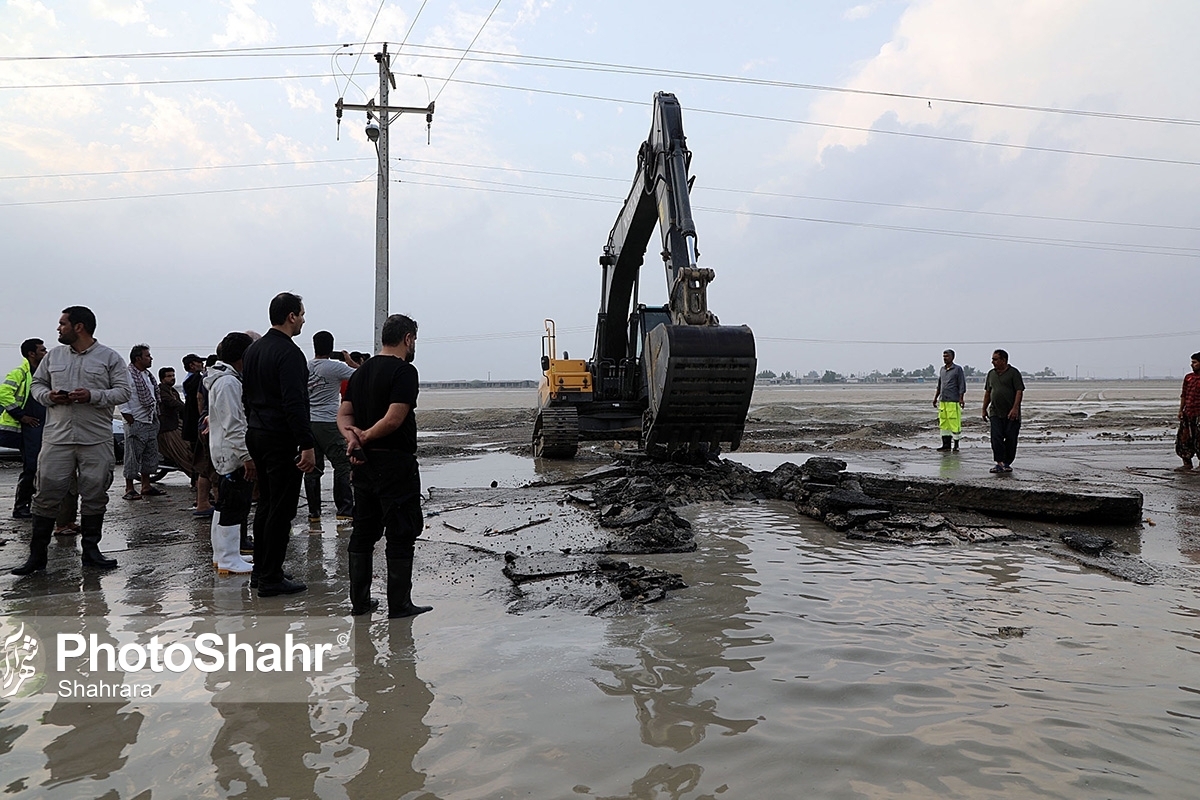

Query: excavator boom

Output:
[536, 92, 756, 459]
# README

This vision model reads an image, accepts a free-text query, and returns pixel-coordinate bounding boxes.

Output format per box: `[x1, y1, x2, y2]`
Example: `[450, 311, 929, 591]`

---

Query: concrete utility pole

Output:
[335, 43, 434, 352]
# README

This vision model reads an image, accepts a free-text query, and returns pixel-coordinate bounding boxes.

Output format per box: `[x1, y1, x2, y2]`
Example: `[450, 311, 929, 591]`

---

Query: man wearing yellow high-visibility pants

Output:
[933, 349, 966, 452]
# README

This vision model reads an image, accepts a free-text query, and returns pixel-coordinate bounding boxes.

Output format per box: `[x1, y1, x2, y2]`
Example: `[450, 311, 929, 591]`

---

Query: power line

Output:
[5, 41, 1197, 128]
[0, 178, 367, 207]
[390, 174, 1200, 259]
[394, 157, 1200, 233]
[758, 331, 1200, 346]
[347, 0, 389, 99]
[6, 68, 1197, 169]
[436, 77, 1200, 169]
[0, 43, 348, 61]
[7, 152, 1198, 234]
[0, 156, 373, 181]
[434, 0, 502, 102]
[4, 164, 1195, 260]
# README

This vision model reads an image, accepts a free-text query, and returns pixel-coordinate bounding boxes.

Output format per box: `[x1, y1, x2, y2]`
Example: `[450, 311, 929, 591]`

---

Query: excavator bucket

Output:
[642, 324, 757, 457]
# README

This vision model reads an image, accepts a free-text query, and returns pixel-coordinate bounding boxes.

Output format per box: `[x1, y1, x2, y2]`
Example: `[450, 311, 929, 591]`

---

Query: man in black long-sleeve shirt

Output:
[242, 292, 315, 596]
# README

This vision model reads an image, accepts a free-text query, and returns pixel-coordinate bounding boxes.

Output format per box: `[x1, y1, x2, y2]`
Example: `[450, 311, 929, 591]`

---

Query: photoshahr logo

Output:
[0, 616, 356, 703]
[1, 621, 44, 699]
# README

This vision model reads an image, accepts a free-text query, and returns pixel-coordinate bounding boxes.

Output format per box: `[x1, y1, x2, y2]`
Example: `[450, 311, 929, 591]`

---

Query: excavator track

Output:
[533, 406, 580, 459]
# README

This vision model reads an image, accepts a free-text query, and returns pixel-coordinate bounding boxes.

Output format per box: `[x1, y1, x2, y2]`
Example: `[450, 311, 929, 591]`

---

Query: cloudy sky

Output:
[2, 0, 1198, 381]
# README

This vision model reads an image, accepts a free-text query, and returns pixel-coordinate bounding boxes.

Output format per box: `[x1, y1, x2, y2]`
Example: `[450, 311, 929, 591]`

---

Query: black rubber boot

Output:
[937, 436, 952, 451]
[348, 552, 379, 616]
[11, 514, 54, 575]
[333, 471, 354, 518]
[952, 439, 959, 452]
[80, 514, 118, 569]
[386, 557, 432, 619]
[303, 473, 322, 519]
[239, 526, 255, 556]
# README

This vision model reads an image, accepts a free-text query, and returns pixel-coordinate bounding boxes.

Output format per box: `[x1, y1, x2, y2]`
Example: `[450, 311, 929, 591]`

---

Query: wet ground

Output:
[1, 381, 1198, 798]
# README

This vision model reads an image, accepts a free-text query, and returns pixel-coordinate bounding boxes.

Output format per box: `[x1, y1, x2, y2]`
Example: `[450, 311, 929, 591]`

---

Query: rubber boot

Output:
[348, 552, 379, 616]
[386, 557, 432, 618]
[304, 473, 322, 521]
[333, 470, 354, 519]
[11, 514, 54, 575]
[80, 514, 117, 569]
[239, 527, 255, 556]
[212, 520, 253, 575]
[937, 435, 952, 452]
[952, 439, 959, 452]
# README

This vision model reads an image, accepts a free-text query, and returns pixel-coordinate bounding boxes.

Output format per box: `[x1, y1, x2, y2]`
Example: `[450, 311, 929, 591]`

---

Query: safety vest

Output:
[0, 360, 32, 434]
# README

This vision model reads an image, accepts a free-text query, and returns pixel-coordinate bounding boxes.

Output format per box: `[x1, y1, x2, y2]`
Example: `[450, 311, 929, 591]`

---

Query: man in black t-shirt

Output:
[337, 313, 432, 618]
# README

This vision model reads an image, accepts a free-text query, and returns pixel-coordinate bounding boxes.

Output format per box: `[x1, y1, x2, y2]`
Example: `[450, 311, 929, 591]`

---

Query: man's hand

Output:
[242, 458, 257, 482]
[19, 415, 39, 427]
[50, 390, 71, 405]
[122, 413, 135, 424]
[68, 388, 91, 404]
[981, 407, 989, 420]
[932, 399, 939, 408]
[296, 448, 316, 473]
[1008, 408, 1020, 420]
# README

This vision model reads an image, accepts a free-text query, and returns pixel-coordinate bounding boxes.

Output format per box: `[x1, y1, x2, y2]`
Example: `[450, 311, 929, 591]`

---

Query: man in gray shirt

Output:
[303, 330, 360, 522]
[982, 348, 1025, 473]
[933, 348, 966, 452]
[12, 306, 131, 575]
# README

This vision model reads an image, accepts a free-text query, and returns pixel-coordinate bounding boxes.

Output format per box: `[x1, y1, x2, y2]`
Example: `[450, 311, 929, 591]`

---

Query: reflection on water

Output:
[2, 499, 1199, 798]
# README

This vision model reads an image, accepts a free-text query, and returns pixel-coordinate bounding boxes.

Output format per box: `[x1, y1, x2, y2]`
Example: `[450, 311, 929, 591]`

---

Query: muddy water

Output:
[4, 495, 1198, 798]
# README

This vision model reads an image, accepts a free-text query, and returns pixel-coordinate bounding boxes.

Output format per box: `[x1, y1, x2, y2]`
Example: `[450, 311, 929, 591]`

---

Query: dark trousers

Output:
[304, 421, 354, 517]
[246, 429, 302, 584]
[989, 415, 1021, 465]
[349, 451, 422, 560]
[216, 467, 255, 529]
[1, 425, 39, 510]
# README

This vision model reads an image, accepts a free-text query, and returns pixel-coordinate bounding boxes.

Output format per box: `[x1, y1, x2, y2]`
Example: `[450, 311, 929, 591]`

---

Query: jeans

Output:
[989, 415, 1021, 465]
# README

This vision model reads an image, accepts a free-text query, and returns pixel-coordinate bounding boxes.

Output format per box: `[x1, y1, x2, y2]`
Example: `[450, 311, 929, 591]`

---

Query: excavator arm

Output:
[594, 92, 757, 457]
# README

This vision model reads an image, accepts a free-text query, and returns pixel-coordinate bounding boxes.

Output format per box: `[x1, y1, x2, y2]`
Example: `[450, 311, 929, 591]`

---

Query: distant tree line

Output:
[755, 365, 1058, 384]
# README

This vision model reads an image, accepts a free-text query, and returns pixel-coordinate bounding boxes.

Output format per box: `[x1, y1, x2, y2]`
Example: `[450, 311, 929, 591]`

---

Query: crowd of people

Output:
[2, 295, 431, 619]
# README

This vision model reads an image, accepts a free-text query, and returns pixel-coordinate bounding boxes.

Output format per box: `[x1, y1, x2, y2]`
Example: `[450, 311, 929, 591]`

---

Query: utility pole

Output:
[335, 43, 434, 352]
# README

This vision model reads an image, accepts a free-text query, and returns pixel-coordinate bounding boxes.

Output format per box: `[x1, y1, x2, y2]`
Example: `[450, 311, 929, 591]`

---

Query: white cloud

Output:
[8, 0, 57, 27]
[213, 0, 275, 46]
[286, 82, 324, 112]
[844, 2, 881, 21]
[88, 0, 149, 26]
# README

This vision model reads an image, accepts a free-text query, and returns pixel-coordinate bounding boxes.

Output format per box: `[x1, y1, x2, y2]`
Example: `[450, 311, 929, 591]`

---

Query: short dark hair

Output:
[268, 292, 303, 326]
[312, 330, 334, 356]
[943, 349, 955, 358]
[217, 332, 254, 365]
[205, 354, 218, 368]
[62, 306, 96, 335]
[20, 338, 43, 359]
[183, 353, 203, 369]
[129, 343, 149, 362]
[158, 367, 174, 380]
[381, 314, 418, 347]
[1192, 352, 1200, 362]
[993, 349, 1009, 361]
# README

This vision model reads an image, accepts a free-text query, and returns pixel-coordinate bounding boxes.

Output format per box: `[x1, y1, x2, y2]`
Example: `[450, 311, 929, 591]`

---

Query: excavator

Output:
[534, 92, 757, 459]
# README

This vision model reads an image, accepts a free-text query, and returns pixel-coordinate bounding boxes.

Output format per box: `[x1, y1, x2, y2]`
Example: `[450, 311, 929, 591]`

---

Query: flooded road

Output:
[2, 381, 1199, 797]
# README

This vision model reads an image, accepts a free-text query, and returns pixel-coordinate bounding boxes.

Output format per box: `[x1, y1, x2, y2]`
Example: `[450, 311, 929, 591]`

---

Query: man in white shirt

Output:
[303, 330, 360, 522]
